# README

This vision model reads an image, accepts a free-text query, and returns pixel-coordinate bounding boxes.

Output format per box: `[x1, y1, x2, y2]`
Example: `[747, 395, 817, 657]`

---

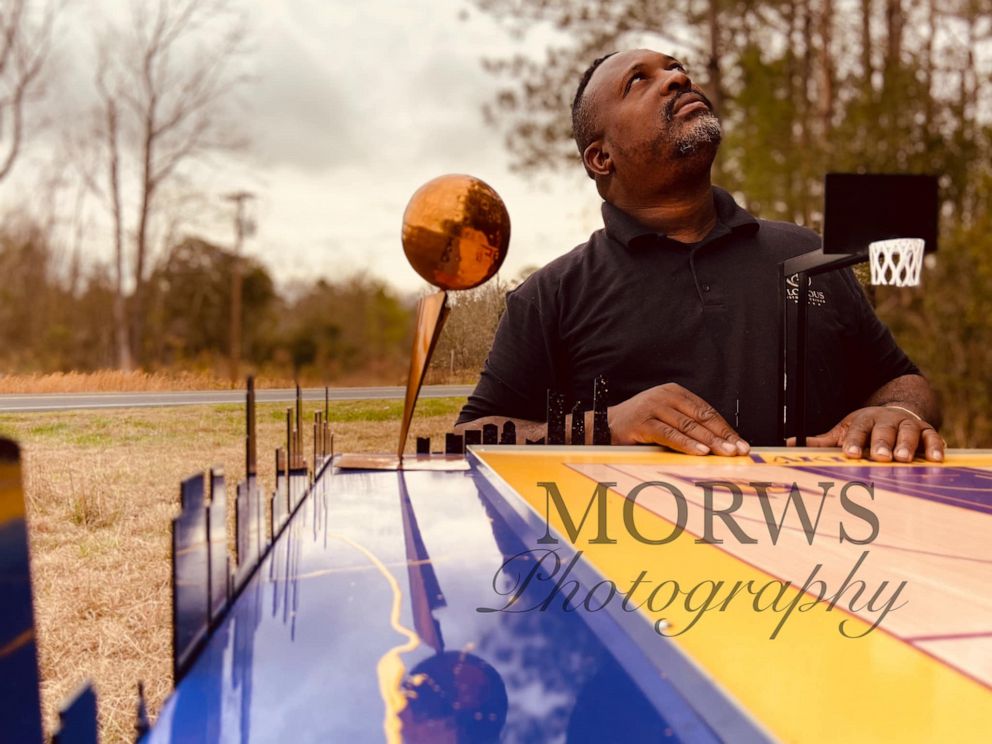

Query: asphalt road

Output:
[0, 385, 475, 413]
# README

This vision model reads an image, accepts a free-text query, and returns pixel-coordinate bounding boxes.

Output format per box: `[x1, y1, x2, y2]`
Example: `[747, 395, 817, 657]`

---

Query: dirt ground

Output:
[0, 396, 465, 743]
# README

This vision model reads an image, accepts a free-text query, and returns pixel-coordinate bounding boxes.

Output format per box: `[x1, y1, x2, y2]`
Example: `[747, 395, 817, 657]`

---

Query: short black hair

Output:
[571, 52, 617, 158]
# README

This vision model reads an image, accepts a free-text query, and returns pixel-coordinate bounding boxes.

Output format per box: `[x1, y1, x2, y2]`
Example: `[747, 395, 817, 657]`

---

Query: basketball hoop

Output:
[868, 238, 925, 287]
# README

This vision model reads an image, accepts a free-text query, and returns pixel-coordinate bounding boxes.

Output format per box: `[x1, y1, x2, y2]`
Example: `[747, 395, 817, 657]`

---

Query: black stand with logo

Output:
[779, 173, 938, 446]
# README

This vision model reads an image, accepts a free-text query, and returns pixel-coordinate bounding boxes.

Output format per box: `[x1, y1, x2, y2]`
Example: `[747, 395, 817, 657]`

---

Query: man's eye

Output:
[670, 63, 687, 73]
[624, 72, 645, 93]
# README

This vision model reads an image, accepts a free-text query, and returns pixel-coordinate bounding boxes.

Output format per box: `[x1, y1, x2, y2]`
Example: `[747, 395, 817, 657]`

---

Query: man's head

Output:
[570, 49, 721, 198]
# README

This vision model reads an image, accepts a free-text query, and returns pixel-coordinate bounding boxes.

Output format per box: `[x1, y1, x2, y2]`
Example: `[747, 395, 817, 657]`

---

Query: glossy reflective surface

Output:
[401, 174, 510, 291]
[144, 465, 696, 743]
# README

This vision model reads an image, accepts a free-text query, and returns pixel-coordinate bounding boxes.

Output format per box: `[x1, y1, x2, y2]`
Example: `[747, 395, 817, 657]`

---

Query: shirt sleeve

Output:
[839, 268, 921, 404]
[456, 278, 560, 424]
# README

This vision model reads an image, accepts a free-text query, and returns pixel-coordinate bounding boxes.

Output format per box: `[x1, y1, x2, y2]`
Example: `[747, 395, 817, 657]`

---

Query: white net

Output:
[868, 238, 925, 287]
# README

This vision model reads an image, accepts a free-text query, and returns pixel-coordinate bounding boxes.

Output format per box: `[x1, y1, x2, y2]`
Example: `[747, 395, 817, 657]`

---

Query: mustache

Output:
[664, 89, 716, 121]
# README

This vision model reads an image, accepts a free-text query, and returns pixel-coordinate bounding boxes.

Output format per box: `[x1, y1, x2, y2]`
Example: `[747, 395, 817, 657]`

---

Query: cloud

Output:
[245, 20, 366, 172]
[244, 0, 498, 175]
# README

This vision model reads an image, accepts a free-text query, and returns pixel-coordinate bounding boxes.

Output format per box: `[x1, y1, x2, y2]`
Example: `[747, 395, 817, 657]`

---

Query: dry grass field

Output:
[0, 396, 465, 743]
[0, 370, 364, 394]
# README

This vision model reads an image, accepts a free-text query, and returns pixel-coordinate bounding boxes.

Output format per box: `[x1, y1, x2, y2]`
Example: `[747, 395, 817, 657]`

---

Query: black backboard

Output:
[823, 173, 938, 254]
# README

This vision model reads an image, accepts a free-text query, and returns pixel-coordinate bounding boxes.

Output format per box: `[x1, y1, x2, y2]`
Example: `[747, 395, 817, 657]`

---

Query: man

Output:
[457, 49, 943, 462]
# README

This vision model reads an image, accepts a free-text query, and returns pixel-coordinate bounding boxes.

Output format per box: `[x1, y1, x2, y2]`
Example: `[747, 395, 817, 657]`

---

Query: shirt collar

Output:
[602, 186, 760, 250]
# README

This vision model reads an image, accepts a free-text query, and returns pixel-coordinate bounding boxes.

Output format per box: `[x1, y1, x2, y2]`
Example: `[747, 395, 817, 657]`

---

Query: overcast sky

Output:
[6, 0, 612, 295]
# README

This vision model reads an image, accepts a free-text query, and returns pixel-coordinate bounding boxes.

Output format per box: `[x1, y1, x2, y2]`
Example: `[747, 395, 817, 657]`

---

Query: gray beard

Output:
[674, 112, 723, 156]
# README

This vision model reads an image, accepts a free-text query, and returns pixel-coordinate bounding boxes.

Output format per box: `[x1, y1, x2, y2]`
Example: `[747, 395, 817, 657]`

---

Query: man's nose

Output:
[659, 69, 691, 96]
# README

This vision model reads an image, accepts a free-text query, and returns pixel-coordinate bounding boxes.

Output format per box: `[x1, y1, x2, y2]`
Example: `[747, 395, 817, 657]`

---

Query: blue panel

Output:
[208, 470, 229, 624]
[0, 440, 43, 744]
[288, 468, 308, 513]
[235, 477, 265, 592]
[180, 473, 206, 511]
[145, 465, 719, 743]
[234, 480, 252, 581]
[254, 478, 267, 556]
[53, 683, 98, 744]
[173, 474, 209, 680]
[270, 487, 285, 538]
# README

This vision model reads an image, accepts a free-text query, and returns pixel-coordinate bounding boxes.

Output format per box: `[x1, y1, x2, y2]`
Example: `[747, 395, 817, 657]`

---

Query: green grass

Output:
[263, 397, 465, 424]
[0, 397, 468, 448]
[211, 404, 241, 414]
[28, 421, 72, 437]
[5, 414, 173, 447]
[71, 432, 117, 447]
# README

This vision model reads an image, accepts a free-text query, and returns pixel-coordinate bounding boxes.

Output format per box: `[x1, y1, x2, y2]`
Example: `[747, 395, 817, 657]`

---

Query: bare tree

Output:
[0, 0, 55, 182]
[87, 0, 249, 367]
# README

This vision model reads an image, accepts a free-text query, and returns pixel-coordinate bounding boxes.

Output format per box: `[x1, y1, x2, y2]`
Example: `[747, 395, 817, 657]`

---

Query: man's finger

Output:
[840, 414, 874, 458]
[640, 419, 711, 455]
[921, 428, 945, 462]
[892, 419, 921, 462]
[655, 409, 738, 455]
[868, 421, 899, 461]
[667, 388, 749, 453]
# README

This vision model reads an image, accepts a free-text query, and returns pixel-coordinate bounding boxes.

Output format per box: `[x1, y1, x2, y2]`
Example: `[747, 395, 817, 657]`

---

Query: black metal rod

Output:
[782, 248, 862, 278]
[778, 268, 787, 444]
[781, 248, 868, 445]
[795, 271, 810, 446]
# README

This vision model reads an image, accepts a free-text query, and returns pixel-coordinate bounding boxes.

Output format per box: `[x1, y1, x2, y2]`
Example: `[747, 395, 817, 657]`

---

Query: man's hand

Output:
[792, 406, 945, 462]
[608, 383, 750, 456]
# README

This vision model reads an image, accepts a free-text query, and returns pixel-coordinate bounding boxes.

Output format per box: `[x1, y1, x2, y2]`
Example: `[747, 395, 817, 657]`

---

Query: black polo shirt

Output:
[457, 187, 919, 444]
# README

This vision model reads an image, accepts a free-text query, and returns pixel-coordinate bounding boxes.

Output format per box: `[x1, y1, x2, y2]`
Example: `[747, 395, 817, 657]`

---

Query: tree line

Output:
[1, 0, 253, 371]
[0, 222, 415, 383]
[0, 1, 503, 388]
[472, 0, 992, 446]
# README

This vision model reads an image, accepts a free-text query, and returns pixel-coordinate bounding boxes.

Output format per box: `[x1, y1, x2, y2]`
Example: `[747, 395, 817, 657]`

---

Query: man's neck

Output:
[613, 178, 717, 244]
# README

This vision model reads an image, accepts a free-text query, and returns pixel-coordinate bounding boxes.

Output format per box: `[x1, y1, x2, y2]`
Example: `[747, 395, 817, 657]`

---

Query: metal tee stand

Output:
[778, 172, 938, 446]
[779, 248, 866, 446]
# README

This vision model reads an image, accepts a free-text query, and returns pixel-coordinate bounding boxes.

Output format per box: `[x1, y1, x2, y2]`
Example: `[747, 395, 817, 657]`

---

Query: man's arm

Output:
[864, 373, 942, 427]
[798, 374, 944, 462]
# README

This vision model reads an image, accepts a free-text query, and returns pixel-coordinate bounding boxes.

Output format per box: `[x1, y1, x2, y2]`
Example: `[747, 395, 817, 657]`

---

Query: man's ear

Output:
[582, 140, 611, 178]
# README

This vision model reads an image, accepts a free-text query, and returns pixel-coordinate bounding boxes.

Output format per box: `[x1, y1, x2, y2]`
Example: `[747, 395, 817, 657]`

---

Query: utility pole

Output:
[226, 191, 256, 384]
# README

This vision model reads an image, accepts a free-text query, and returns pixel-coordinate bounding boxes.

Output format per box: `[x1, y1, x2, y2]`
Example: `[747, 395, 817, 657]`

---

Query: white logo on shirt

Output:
[786, 273, 827, 306]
